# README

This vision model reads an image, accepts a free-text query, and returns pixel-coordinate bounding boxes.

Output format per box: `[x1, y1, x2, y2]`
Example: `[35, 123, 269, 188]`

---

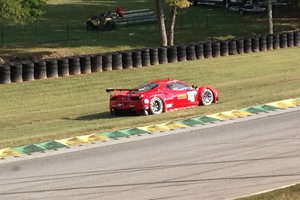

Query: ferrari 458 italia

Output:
[106, 78, 219, 115]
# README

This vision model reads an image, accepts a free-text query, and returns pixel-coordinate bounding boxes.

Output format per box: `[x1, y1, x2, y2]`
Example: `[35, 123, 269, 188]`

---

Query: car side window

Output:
[165, 82, 191, 91]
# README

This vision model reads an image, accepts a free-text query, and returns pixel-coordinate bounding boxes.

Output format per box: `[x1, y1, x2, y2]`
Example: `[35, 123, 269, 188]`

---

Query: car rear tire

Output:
[111, 22, 117, 30]
[149, 97, 164, 115]
[87, 22, 95, 30]
[105, 22, 112, 31]
[201, 89, 214, 106]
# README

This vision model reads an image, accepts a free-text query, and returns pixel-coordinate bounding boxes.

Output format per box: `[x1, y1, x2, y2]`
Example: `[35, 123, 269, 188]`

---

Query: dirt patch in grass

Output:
[0, 45, 76, 63]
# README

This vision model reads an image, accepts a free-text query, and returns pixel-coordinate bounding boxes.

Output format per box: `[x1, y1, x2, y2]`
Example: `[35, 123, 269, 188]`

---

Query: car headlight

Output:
[144, 99, 149, 104]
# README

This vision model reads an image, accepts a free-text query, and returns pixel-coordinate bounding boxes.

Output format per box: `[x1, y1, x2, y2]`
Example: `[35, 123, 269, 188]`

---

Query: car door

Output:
[165, 82, 198, 108]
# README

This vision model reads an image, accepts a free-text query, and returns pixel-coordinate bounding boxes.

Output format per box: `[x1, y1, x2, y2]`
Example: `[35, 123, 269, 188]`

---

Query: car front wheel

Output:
[201, 89, 214, 106]
[149, 97, 164, 114]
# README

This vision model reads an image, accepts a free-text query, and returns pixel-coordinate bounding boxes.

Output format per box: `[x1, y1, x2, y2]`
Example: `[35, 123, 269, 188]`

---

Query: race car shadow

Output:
[73, 111, 140, 121]
[75, 112, 113, 120]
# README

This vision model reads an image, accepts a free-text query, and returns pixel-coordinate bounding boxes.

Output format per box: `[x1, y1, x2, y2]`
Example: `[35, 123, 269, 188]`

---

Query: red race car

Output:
[106, 78, 219, 115]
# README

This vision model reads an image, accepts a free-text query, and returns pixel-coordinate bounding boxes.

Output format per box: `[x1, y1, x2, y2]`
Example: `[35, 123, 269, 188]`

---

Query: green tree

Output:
[0, 0, 46, 23]
[165, 0, 191, 45]
[267, 0, 273, 34]
[156, 0, 168, 46]
[156, 0, 191, 46]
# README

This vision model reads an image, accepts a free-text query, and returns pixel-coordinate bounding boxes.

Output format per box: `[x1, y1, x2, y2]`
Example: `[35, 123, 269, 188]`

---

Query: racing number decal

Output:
[187, 91, 197, 102]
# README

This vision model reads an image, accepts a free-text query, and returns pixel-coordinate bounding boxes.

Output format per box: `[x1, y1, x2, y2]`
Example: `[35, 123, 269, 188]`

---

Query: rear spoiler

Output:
[106, 88, 140, 93]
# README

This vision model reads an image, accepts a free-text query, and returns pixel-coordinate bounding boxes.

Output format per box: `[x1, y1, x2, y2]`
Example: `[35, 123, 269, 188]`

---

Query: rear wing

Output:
[106, 88, 140, 93]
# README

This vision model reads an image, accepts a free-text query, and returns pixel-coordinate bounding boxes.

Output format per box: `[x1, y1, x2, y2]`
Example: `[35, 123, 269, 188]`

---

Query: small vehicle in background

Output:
[229, 4, 266, 14]
[106, 78, 219, 115]
[86, 10, 117, 31]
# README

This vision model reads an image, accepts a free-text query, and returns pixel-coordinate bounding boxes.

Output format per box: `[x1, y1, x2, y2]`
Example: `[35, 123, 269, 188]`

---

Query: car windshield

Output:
[133, 82, 159, 93]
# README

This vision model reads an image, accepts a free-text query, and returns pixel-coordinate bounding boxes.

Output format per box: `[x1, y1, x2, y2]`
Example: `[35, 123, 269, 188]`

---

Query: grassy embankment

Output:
[1, 47, 300, 149]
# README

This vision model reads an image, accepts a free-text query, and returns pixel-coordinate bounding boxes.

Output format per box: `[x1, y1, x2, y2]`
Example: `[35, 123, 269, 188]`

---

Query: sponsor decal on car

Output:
[166, 103, 173, 108]
[177, 94, 188, 100]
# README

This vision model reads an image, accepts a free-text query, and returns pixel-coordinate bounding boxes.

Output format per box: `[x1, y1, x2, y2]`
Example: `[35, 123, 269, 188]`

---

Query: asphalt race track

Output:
[1, 107, 300, 200]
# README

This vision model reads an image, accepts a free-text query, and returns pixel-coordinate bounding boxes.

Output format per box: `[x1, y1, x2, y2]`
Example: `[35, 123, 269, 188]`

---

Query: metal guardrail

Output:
[113, 8, 157, 26]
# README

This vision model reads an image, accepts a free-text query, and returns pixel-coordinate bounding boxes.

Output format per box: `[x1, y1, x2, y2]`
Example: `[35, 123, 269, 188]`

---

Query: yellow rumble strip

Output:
[266, 99, 300, 108]
[206, 110, 252, 120]
[55, 137, 90, 146]
[0, 148, 22, 159]
[77, 134, 109, 143]
[138, 122, 186, 133]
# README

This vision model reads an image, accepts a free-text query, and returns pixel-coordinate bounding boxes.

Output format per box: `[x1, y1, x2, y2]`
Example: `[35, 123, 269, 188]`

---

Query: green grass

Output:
[1, 47, 300, 149]
[236, 184, 300, 200]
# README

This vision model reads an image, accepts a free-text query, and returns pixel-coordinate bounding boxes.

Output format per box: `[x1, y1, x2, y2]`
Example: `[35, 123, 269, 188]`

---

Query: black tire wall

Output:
[294, 31, 300, 46]
[280, 33, 287, 48]
[167, 46, 177, 63]
[236, 38, 244, 54]
[57, 58, 69, 77]
[121, 51, 133, 69]
[212, 41, 221, 57]
[203, 42, 212, 58]
[132, 50, 142, 68]
[112, 53, 123, 70]
[195, 43, 204, 59]
[186, 44, 196, 60]
[68, 56, 81, 75]
[150, 48, 159, 65]
[158, 47, 168, 64]
[243, 37, 252, 53]
[2, 31, 299, 85]
[91, 54, 103, 72]
[228, 39, 237, 55]
[0, 64, 11, 84]
[273, 34, 280, 49]
[287, 32, 294, 47]
[266, 34, 273, 50]
[22, 61, 34, 81]
[251, 37, 259, 52]
[34, 59, 47, 79]
[259, 34, 267, 51]
[220, 40, 229, 56]
[141, 48, 151, 66]
[102, 53, 113, 71]
[46, 59, 58, 78]
[10, 62, 23, 83]
[80, 55, 91, 74]
[177, 45, 187, 62]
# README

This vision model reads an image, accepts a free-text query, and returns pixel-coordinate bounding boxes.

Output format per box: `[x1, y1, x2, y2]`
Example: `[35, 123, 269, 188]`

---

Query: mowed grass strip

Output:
[1, 47, 300, 149]
[235, 183, 300, 200]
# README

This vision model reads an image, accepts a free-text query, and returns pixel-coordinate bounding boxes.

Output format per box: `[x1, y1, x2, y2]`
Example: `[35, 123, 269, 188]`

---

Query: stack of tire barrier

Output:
[158, 47, 168, 64]
[1, 30, 300, 84]
[57, 58, 69, 77]
[80, 55, 92, 74]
